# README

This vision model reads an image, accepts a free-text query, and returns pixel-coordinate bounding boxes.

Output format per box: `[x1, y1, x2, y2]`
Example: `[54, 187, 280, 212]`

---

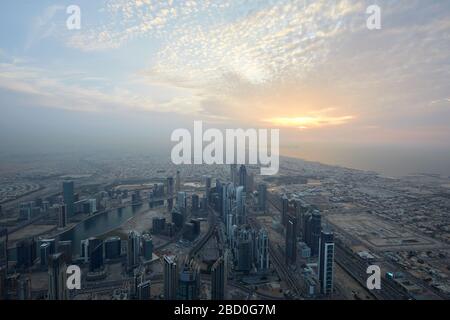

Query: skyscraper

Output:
[164, 255, 178, 300]
[205, 176, 212, 200]
[238, 165, 247, 191]
[310, 210, 322, 256]
[105, 236, 121, 260]
[285, 217, 297, 264]
[141, 233, 153, 261]
[58, 204, 67, 229]
[176, 170, 181, 193]
[16, 238, 36, 269]
[167, 176, 174, 196]
[191, 194, 199, 213]
[211, 254, 227, 300]
[236, 228, 253, 273]
[89, 241, 104, 272]
[62, 181, 74, 217]
[177, 259, 200, 300]
[257, 183, 267, 212]
[230, 164, 238, 186]
[318, 230, 335, 296]
[0, 228, 7, 271]
[47, 253, 68, 300]
[137, 280, 151, 300]
[57, 240, 72, 264]
[127, 231, 140, 271]
[236, 186, 246, 225]
[0, 266, 6, 300]
[281, 195, 289, 226]
[177, 191, 187, 213]
[257, 229, 270, 272]
[18, 276, 31, 300]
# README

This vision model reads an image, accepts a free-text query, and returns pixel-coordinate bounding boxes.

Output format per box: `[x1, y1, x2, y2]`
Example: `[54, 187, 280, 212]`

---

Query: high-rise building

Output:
[172, 207, 184, 229]
[40, 242, 51, 267]
[47, 253, 68, 300]
[230, 164, 238, 186]
[281, 195, 289, 226]
[191, 194, 199, 213]
[247, 172, 254, 192]
[141, 233, 153, 261]
[163, 255, 177, 300]
[177, 259, 200, 300]
[236, 186, 246, 225]
[16, 238, 36, 269]
[177, 191, 187, 214]
[0, 228, 7, 270]
[211, 253, 227, 300]
[127, 231, 140, 271]
[18, 276, 31, 300]
[318, 230, 335, 295]
[0, 266, 6, 300]
[62, 181, 74, 217]
[105, 236, 121, 260]
[176, 170, 181, 193]
[58, 204, 67, 229]
[310, 211, 322, 256]
[89, 241, 104, 272]
[257, 184, 267, 212]
[152, 217, 166, 234]
[205, 176, 212, 200]
[167, 176, 174, 196]
[236, 228, 253, 272]
[80, 239, 90, 263]
[137, 280, 151, 300]
[57, 240, 72, 264]
[257, 229, 270, 272]
[239, 165, 247, 191]
[285, 217, 297, 264]
[39, 238, 56, 254]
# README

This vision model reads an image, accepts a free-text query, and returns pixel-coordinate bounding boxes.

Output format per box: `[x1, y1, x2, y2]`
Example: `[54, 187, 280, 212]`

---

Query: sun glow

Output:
[266, 115, 355, 129]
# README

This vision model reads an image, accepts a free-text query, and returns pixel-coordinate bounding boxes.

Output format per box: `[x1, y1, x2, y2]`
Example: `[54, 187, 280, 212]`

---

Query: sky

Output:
[0, 0, 449, 176]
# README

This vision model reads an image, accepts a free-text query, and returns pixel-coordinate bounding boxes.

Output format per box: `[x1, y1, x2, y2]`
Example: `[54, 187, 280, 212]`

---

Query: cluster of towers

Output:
[282, 195, 335, 295]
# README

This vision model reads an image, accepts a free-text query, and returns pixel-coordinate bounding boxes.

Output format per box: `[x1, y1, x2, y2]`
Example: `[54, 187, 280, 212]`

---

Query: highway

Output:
[334, 243, 406, 300]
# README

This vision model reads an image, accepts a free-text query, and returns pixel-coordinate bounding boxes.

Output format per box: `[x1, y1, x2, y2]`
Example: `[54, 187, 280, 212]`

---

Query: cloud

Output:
[0, 59, 159, 113]
[25, 5, 65, 50]
[2, 0, 450, 147]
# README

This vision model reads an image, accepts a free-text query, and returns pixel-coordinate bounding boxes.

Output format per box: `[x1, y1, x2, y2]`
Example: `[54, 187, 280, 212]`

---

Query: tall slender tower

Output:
[238, 165, 247, 191]
[48, 253, 68, 300]
[164, 255, 178, 300]
[257, 229, 270, 272]
[176, 170, 181, 193]
[310, 210, 322, 256]
[62, 181, 74, 217]
[211, 254, 227, 300]
[177, 259, 200, 300]
[58, 204, 67, 229]
[236, 186, 246, 226]
[285, 217, 297, 264]
[127, 231, 140, 272]
[318, 230, 335, 296]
